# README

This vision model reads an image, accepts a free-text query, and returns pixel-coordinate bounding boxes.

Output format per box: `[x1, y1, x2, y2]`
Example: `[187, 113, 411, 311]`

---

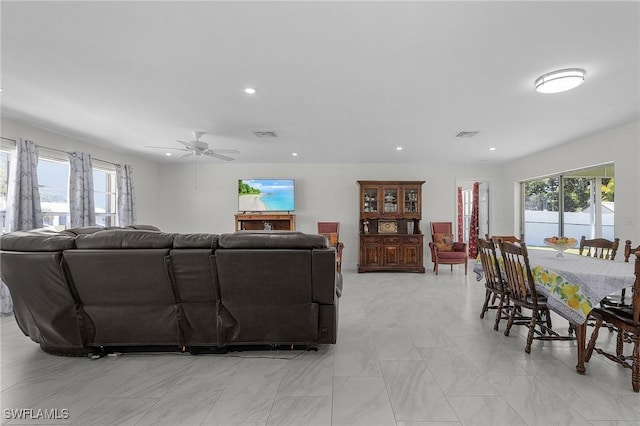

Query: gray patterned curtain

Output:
[6, 138, 43, 231]
[116, 164, 136, 226]
[68, 152, 95, 227]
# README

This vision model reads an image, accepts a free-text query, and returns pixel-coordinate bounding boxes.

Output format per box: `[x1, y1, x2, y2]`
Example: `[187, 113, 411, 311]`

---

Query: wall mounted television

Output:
[238, 179, 295, 212]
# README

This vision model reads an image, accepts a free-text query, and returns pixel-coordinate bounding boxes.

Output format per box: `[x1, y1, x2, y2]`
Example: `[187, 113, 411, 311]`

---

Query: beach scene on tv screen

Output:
[238, 179, 295, 211]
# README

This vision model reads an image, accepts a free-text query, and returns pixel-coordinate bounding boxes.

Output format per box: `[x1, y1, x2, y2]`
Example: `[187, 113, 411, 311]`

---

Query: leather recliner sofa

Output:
[0, 227, 342, 356]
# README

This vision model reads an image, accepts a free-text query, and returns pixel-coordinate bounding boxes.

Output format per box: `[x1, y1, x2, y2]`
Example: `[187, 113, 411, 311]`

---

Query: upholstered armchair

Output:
[428, 221, 468, 275]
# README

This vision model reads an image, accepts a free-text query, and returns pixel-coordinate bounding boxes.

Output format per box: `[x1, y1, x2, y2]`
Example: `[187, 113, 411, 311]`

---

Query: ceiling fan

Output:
[146, 131, 239, 161]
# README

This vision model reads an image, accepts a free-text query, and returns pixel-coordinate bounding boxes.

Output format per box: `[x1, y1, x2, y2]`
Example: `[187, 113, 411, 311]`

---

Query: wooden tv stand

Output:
[235, 213, 296, 231]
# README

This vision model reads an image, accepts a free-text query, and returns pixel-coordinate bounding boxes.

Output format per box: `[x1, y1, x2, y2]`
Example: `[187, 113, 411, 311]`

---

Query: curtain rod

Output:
[1, 136, 120, 167]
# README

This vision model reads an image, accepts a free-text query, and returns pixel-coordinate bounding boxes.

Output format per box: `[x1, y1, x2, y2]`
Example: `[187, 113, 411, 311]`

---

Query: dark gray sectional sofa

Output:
[0, 226, 341, 356]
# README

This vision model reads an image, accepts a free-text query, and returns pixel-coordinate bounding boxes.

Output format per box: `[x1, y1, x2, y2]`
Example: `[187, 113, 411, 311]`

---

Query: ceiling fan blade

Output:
[211, 149, 241, 154]
[205, 151, 235, 161]
[177, 140, 197, 148]
[145, 145, 188, 151]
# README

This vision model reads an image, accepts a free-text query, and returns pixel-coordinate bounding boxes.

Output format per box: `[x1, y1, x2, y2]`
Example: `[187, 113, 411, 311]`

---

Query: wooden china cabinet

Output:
[357, 180, 425, 273]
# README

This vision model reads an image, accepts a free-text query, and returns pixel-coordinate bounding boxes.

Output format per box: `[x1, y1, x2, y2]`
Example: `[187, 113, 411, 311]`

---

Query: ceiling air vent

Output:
[253, 131, 278, 138]
[456, 131, 479, 138]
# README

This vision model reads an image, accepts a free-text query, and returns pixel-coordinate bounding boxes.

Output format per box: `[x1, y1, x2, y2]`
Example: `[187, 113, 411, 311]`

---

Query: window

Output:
[93, 167, 117, 227]
[0, 150, 10, 232]
[38, 157, 70, 229]
[2, 145, 118, 231]
[522, 164, 614, 246]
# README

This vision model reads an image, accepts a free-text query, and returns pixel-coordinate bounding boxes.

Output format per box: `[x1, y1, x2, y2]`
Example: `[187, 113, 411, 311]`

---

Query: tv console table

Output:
[235, 213, 296, 231]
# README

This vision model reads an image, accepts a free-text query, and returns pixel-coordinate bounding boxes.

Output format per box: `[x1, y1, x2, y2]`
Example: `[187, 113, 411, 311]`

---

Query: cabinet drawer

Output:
[382, 236, 401, 244]
[404, 236, 422, 245]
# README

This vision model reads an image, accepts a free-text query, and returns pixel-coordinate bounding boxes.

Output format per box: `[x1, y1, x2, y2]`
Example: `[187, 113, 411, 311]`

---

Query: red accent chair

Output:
[428, 222, 468, 275]
[318, 222, 344, 273]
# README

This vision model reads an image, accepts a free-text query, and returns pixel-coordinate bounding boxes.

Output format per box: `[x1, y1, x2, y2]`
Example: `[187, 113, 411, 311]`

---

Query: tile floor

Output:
[1, 268, 639, 425]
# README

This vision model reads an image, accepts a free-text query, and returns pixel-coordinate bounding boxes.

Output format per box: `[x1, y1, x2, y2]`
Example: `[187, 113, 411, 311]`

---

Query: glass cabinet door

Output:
[363, 188, 379, 213]
[403, 187, 420, 214]
[382, 188, 398, 213]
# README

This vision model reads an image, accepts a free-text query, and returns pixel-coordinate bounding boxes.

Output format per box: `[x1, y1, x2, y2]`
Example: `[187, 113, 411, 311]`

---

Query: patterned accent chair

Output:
[428, 222, 467, 275]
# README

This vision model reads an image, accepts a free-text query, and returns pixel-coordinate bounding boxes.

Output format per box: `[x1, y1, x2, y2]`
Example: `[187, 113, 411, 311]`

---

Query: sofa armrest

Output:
[312, 248, 340, 303]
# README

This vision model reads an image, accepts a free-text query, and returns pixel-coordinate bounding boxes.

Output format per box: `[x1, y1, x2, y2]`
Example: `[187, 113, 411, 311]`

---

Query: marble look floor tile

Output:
[266, 396, 332, 426]
[4, 269, 640, 426]
[517, 359, 640, 421]
[372, 326, 422, 361]
[380, 360, 458, 422]
[487, 375, 591, 425]
[447, 396, 526, 425]
[134, 392, 220, 426]
[201, 358, 287, 423]
[332, 335, 381, 377]
[332, 376, 396, 426]
[277, 352, 334, 396]
[69, 397, 158, 426]
[419, 347, 499, 396]
[166, 356, 241, 396]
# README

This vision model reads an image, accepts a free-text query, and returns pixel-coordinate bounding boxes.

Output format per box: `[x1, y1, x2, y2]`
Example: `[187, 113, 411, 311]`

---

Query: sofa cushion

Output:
[74, 229, 175, 249]
[0, 229, 75, 252]
[173, 233, 218, 249]
[218, 231, 328, 249]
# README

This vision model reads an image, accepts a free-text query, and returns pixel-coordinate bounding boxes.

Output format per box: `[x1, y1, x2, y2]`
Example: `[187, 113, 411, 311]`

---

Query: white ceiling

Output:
[1, 1, 639, 164]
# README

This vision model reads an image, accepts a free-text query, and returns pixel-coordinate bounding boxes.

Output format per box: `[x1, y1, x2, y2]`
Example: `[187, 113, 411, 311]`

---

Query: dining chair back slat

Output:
[579, 236, 620, 260]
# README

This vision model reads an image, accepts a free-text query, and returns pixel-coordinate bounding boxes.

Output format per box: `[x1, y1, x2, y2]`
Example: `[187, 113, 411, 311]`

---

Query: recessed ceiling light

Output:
[244, 87, 256, 94]
[292, 152, 298, 156]
[165, 152, 172, 156]
[489, 147, 496, 151]
[535, 68, 585, 94]
[396, 146, 403, 151]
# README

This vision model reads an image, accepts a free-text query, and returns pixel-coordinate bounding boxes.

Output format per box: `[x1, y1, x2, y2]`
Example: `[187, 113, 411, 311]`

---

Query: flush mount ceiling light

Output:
[244, 87, 256, 94]
[535, 68, 586, 94]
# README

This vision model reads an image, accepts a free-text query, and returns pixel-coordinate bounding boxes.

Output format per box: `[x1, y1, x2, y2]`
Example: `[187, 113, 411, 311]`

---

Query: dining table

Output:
[474, 247, 636, 374]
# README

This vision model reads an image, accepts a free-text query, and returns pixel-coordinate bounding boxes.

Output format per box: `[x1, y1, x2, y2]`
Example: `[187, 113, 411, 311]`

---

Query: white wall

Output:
[5, 117, 636, 269]
[503, 121, 640, 247]
[1, 117, 162, 225]
[156, 162, 504, 270]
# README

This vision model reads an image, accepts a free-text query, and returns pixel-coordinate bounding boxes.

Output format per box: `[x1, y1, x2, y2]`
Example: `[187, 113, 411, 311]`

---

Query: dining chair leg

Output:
[480, 290, 491, 319]
[525, 313, 537, 354]
[494, 295, 505, 331]
[504, 305, 516, 337]
[632, 334, 639, 392]
[617, 329, 625, 360]
[585, 317, 603, 362]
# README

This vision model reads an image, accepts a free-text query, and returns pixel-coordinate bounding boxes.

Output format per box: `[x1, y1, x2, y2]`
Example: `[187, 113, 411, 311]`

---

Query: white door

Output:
[478, 182, 490, 238]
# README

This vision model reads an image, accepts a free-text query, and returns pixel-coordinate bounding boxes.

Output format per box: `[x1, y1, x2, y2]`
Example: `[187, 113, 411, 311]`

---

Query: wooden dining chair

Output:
[624, 240, 640, 262]
[485, 234, 524, 244]
[585, 251, 640, 392]
[604, 240, 640, 307]
[579, 237, 622, 311]
[477, 237, 511, 330]
[579, 236, 620, 260]
[499, 240, 575, 353]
